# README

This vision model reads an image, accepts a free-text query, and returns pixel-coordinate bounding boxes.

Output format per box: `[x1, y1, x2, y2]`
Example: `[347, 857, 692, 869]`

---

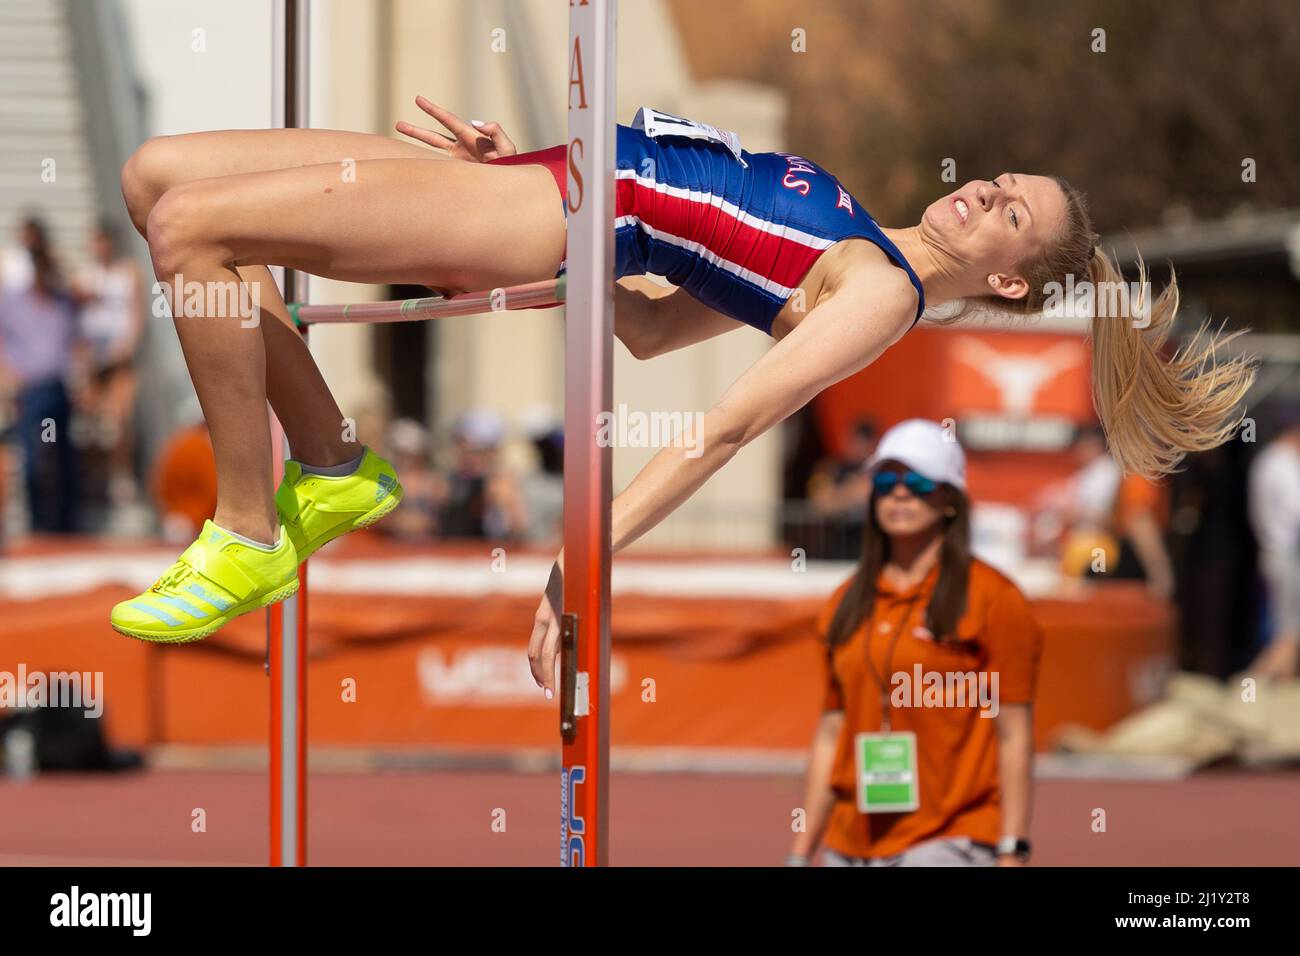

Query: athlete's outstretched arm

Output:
[607, 269, 916, 553]
[528, 266, 917, 693]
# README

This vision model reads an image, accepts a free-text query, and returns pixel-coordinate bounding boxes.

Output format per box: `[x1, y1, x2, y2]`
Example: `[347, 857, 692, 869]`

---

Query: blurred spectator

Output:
[1167, 440, 1259, 678]
[1245, 415, 1300, 679]
[0, 246, 80, 533]
[806, 417, 877, 558]
[808, 418, 877, 508]
[381, 417, 442, 541]
[518, 403, 563, 545]
[0, 214, 49, 293]
[150, 409, 217, 543]
[439, 409, 527, 540]
[1040, 427, 1174, 599]
[1113, 473, 1175, 599]
[71, 221, 145, 506]
[1042, 427, 1120, 572]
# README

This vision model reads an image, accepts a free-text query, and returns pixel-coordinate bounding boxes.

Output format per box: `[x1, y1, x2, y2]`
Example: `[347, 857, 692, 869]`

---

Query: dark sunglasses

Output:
[872, 469, 938, 497]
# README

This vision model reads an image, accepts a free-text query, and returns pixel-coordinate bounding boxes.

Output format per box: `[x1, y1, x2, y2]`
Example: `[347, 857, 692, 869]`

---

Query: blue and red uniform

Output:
[489, 117, 925, 336]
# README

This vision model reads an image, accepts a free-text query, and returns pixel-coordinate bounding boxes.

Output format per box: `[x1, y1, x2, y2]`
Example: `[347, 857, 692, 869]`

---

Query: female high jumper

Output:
[111, 99, 1253, 699]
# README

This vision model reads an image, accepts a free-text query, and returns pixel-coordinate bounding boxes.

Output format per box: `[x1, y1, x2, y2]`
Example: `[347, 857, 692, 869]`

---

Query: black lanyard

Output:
[863, 592, 924, 734]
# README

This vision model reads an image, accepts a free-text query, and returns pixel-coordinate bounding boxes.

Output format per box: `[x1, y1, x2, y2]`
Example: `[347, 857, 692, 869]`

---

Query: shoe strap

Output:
[275, 476, 303, 523]
[178, 537, 262, 602]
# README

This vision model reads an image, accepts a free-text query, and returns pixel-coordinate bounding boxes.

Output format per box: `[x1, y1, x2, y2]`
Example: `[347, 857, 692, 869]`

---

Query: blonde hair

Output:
[931, 177, 1255, 478]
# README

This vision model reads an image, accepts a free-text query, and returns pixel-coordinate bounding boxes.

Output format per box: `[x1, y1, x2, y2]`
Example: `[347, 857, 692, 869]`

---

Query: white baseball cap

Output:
[866, 419, 967, 491]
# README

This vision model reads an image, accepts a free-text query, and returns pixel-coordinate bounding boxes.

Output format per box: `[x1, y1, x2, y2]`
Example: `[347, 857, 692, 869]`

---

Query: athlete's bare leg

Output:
[133, 140, 564, 542]
[121, 130, 444, 471]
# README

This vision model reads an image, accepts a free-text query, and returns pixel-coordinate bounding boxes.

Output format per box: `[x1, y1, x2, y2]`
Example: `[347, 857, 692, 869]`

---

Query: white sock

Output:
[299, 446, 366, 478]
[214, 522, 281, 551]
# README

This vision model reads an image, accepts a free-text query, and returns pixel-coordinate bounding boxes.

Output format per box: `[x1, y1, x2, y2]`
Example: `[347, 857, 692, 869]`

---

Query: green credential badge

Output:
[854, 731, 919, 813]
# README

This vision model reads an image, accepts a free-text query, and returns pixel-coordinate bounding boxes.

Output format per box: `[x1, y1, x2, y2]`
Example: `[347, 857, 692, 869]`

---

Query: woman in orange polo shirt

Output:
[789, 419, 1044, 867]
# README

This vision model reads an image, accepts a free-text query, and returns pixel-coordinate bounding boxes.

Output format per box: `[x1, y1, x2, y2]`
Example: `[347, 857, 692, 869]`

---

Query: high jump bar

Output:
[288, 277, 566, 326]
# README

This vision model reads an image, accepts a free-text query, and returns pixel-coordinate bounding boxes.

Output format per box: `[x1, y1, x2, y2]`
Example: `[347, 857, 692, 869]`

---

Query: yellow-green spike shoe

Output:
[274, 447, 403, 563]
[111, 520, 299, 643]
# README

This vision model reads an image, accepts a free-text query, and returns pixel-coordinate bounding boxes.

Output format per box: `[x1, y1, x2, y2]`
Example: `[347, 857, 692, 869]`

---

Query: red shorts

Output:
[486, 144, 567, 198]
[487, 146, 568, 275]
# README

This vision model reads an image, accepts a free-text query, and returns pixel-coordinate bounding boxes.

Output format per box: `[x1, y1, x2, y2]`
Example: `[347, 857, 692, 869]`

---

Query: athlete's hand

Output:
[528, 559, 565, 698]
[395, 96, 517, 161]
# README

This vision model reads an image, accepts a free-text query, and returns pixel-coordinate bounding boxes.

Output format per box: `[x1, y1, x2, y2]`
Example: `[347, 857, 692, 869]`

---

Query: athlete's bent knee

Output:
[121, 136, 182, 237]
[145, 183, 218, 279]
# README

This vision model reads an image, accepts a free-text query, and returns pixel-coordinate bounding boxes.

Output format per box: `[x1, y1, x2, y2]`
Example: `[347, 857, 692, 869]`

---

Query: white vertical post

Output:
[560, 0, 616, 867]
[269, 0, 309, 868]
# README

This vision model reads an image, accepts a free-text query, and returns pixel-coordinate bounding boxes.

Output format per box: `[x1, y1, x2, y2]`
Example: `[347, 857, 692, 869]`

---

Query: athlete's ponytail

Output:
[1087, 248, 1254, 478]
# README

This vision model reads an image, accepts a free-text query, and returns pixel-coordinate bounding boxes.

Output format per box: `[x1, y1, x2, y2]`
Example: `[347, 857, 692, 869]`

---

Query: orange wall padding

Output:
[2, 577, 1171, 755]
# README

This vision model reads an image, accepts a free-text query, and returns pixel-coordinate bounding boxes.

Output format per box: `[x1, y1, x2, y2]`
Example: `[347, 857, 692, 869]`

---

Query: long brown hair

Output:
[823, 484, 972, 648]
[929, 177, 1255, 478]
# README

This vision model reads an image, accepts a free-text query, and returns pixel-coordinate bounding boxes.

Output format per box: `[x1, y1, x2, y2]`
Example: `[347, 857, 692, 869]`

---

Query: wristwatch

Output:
[995, 836, 1031, 862]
